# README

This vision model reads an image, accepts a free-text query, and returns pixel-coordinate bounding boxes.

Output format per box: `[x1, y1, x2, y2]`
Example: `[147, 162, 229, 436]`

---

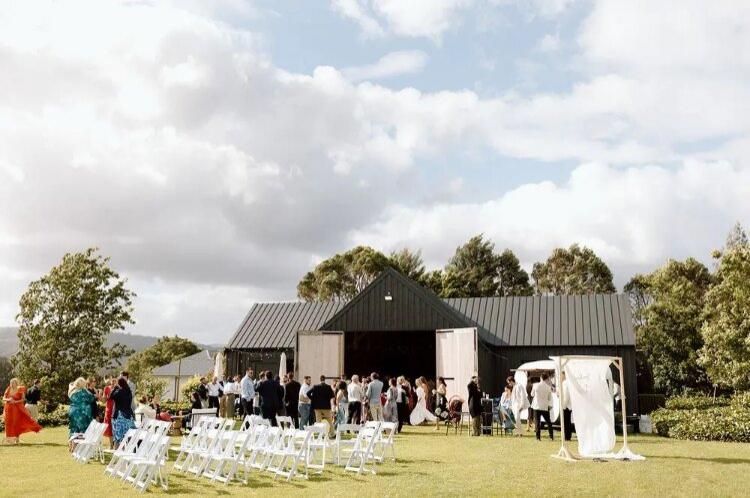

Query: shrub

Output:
[665, 395, 729, 411]
[161, 400, 190, 414]
[181, 375, 203, 401]
[651, 393, 750, 442]
[37, 403, 70, 427]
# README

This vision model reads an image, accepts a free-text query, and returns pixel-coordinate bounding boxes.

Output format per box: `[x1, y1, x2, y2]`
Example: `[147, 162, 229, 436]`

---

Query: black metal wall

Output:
[321, 269, 468, 332]
[225, 348, 294, 378]
[478, 344, 638, 415]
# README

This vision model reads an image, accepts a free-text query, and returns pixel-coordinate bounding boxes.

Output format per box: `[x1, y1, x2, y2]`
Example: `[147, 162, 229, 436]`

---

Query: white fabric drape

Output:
[564, 359, 615, 457]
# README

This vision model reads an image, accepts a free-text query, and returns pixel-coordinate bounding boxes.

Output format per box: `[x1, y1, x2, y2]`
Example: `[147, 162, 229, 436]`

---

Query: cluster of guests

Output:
[201, 369, 452, 438]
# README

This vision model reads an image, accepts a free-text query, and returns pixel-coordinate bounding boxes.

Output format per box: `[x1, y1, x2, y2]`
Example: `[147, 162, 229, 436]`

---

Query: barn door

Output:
[295, 330, 344, 381]
[436, 327, 477, 399]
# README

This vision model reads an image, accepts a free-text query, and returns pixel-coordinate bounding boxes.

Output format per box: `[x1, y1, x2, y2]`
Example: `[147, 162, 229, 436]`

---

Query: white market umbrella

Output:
[279, 352, 287, 379]
[213, 351, 225, 380]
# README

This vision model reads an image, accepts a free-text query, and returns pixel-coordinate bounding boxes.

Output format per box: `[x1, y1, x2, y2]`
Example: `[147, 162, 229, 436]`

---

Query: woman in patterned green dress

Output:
[68, 377, 95, 441]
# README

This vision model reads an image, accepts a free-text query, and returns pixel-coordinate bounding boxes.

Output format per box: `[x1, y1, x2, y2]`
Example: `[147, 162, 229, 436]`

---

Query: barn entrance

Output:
[344, 330, 435, 381]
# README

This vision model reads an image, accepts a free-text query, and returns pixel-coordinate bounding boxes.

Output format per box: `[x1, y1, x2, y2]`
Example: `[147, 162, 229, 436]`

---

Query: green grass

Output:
[1, 425, 749, 497]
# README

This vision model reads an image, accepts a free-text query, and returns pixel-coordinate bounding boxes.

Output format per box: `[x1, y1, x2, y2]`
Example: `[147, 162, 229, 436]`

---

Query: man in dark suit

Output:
[468, 375, 482, 436]
[256, 371, 279, 426]
[308, 375, 335, 437]
[284, 372, 301, 428]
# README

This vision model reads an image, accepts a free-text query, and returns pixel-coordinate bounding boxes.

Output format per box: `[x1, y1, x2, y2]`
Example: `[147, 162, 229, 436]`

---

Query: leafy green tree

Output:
[0, 357, 13, 392]
[138, 373, 167, 400]
[699, 245, 750, 390]
[724, 221, 749, 251]
[422, 269, 444, 296]
[496, 249, 533, 296]
[636, 258, 713, 395]
[126, 335, 200, 384]
[389, 248, 426, 282]
[442, 235, 502, 297]
[297, 246, 390, 301]
[624, 273, 651, 329]
[531, 244, 616, 295]
[12, 248, 135, 405]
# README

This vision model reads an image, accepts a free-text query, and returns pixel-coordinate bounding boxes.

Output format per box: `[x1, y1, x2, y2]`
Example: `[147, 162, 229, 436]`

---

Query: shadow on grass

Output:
[652, 455, 750, 465]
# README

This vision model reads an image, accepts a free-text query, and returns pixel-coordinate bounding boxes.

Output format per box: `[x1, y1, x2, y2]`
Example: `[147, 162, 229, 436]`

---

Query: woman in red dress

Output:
[102, 377, 116, 448]
[3, 378, 42, 444]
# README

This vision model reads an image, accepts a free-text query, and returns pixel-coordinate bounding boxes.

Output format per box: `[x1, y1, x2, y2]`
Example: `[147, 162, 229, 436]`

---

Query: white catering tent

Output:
[513, 360, 559, 422]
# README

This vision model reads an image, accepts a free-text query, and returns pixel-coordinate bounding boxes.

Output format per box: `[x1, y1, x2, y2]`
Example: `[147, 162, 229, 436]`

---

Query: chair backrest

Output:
[306, 423, 327, 446]
[276, 415, 295, 429]
[364, 421, 380, 430]
[335, 423, 361, 442]
[379, 421, 396, 443]
[240, 415, 254, 431]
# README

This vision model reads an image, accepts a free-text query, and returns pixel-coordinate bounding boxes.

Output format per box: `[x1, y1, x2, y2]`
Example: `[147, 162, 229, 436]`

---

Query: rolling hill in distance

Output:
[0, 327, 219, 357]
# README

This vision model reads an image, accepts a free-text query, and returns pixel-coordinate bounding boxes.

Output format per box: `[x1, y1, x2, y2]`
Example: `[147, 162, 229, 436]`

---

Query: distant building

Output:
[152, 349, 215, 401]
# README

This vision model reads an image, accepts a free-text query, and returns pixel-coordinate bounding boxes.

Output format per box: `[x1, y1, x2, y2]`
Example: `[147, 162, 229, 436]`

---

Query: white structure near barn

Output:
[152, 350, 215, 401]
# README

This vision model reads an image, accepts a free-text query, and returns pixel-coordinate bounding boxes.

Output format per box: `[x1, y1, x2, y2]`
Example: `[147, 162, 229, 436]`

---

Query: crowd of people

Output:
[2, 366, 585, 446]
[190, 370, 456, 437]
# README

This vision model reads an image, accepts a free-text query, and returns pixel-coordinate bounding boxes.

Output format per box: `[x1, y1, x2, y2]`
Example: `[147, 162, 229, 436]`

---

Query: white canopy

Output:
[516, 359, 556, 372]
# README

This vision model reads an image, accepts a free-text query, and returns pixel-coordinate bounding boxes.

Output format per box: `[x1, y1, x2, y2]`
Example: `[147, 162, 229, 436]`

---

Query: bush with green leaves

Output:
[651, 393, 750, 442]
[37, 403, 70, 427]
[665, 395, 729, 411]
[180, 375, 203, 402]
[160, 400, 191, 414]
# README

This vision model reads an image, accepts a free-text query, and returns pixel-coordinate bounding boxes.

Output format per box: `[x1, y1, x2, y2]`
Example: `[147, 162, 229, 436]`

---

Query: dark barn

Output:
[225, 268, 638, 415]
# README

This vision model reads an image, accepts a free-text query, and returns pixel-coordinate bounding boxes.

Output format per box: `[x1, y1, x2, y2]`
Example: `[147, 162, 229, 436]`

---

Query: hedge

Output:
[651, 393, 750, 443]
[664, 395, 729, 411]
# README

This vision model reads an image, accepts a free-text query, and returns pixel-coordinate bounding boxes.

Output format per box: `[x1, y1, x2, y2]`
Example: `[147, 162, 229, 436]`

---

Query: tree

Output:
[138, 374, 167, 400]
[12, 248, 135, 405]
[126, 335, 200, 384]
[389, 248, 426, 282]
[0, 357, 13, 393]
[297, 246, 390, 301]
[699, 245, 750, 390]
[636, 258, 713, 395]
[624, 273, 652, 329]
[724, 221, 749, 251]
[496, 249, 533, 296]
[442, 235, 502, 298]
[422, 269, 444, 296]
[531, 244, 616, 295]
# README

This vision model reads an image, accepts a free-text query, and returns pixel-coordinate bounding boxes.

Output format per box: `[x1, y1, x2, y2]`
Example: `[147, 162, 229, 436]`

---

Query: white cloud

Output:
[331, 0, 472, 41]
[536, 33, 560, 53]
[350, 160, 750, 283]
[343, 50, 428, 81]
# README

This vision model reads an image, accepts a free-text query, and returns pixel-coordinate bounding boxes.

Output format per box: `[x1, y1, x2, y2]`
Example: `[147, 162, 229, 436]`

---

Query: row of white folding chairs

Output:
[104, 419, 172, 493]
[240, 414, 295, 431]
[71, 420, 108, 464]
[173, 416, 235, 475]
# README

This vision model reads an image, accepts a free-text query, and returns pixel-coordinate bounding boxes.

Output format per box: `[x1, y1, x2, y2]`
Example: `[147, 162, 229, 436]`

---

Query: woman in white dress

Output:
[409, 376, 437, 426]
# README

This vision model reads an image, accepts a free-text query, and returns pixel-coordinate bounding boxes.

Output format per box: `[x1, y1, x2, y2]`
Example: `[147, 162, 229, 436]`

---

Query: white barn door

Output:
[296, 331, 344, 381]
[436, 327, 477, 399]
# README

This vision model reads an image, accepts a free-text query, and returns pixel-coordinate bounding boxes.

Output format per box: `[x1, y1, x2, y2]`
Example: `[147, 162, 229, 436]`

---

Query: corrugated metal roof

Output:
[226, 301, 347, 350]
[444, 294, 634, 346]
[152, 350, 215, 377]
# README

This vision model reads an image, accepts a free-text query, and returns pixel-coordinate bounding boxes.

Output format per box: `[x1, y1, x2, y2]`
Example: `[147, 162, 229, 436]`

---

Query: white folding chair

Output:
[69, 419, 98, 452]
[244, 425, 270, 473]
[190, 418, 235, 477]
[172, 416, 212, 471]
[207, 427, 255, 485]
[126, 434, 170, 493]
[105, 427, 146, 477]
[253, 426, 282, 471]
[332, 423, 361, 465]
[374, 421, 397, 463]
[271, 429, 312, 481]
[305, 423, 328, 474]
[73, 421, 107, 464]
[117, 421, 171, 481]
[276, 415, 295, 429]
[345, 422, 380, 475]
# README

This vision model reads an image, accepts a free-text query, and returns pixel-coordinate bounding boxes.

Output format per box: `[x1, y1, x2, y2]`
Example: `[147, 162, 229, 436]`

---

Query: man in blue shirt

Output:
[240, 368, 256, 417]
[366, 372, 384, 421]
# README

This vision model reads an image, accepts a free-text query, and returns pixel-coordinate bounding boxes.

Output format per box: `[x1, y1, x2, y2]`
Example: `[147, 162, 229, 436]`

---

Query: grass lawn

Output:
[1, 425, 749, 497]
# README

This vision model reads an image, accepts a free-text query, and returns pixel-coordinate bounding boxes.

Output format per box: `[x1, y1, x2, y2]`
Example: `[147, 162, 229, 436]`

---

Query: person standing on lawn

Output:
[207, 376, 222, 413]
[240, 368, 256, 417]
[256, 371, 279, 425]
[366, 372, 383, 422]
[102, 377, 116, 447]
[3, 378, 41, 445]
[531, 372, 554, 441]
[346, 375, 363, 424]
[284, 372, 301, 428]
[509, 376, 528, 436]
[109, 377, 135, 447]
[467, 375, 482, 436]
[24, 379, 41, 421]
[308, 375, 335, 437]
[68, 377, 95, 443]
[120, 371, 137, 412]
[298, 376, 313, 429]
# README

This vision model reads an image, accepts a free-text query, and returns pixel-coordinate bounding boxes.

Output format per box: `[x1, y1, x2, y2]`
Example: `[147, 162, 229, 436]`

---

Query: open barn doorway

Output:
[344, 330, 436, 381]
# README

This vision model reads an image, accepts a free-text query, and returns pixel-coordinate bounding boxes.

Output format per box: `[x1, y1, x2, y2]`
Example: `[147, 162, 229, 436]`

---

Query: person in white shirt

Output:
[346, 375, 364, 424]
[240, 368, 256, 417]
[531, 372, 554, 441]
[222, 376, 240, 419]
[298, 376, 313, 429]
[207, 376, 223, 413]
[509, 376, 528, 436]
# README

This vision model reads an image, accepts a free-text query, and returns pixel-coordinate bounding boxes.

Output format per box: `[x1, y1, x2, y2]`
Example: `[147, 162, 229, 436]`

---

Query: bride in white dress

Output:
[409, 376, 437, 425]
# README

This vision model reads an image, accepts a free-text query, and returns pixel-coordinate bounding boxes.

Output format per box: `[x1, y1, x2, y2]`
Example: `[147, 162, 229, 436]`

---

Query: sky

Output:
[1, 0, 750, 344]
